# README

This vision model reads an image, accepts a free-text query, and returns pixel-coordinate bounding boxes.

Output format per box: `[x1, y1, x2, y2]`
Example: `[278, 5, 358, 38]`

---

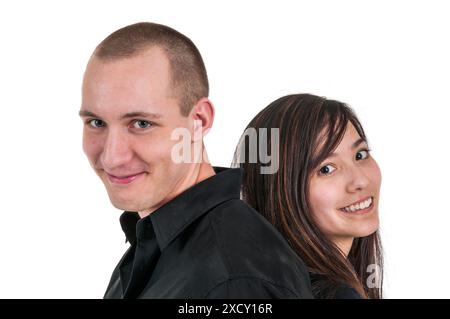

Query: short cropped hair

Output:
[93, 22, 209, 116]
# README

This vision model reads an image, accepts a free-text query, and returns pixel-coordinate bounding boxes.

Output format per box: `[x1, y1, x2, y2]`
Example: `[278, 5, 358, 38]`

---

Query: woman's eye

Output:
[133, 120, 152, 129]
[88, 119, 105, 128]
[356, 149, 370, 160]
[319, 164, 336, 175]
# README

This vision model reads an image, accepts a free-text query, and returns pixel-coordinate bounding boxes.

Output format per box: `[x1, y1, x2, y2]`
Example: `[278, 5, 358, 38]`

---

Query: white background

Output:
[0, 0, 449, 298]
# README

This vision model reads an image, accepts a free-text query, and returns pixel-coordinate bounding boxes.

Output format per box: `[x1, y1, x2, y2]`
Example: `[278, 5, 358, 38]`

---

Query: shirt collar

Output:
[119, 166, 242, 250]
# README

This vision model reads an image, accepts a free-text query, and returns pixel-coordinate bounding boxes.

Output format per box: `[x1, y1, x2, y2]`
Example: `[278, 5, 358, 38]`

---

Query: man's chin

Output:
[107, 194, 142, 212]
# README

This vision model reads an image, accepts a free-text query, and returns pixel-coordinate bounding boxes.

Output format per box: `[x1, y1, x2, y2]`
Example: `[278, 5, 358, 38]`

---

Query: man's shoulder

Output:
[198, 198, 311, 296]
[207, 198, 289, 250]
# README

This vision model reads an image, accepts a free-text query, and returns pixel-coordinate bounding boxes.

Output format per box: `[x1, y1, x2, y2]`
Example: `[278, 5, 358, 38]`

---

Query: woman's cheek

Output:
[368, 158, 382, 189]
[309, 178, 342, 228]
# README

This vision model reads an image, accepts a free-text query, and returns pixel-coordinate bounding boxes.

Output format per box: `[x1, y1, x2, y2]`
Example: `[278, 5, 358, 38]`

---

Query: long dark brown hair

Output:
[233, 94, 383, 298]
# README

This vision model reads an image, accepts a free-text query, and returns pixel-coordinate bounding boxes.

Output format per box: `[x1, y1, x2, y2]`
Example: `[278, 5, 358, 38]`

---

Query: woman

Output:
[233, 94, 383, 298]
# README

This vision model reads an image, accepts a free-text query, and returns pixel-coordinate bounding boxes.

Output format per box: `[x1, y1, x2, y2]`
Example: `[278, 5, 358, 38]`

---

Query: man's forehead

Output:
[81, 52, 177, 112]
[83, 49, 170, 92]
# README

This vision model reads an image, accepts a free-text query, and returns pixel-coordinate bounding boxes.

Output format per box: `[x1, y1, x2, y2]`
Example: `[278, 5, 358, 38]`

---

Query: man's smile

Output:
[105, 171, 147, 185]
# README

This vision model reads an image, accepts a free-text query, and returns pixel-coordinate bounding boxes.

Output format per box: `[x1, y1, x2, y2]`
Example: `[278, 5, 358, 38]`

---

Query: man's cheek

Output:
[83, 135, 102, 154]
[82, 142, 95, 163]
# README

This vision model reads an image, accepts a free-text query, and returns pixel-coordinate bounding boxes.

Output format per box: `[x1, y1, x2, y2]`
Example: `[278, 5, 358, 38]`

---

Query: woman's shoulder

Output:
[334, 284, 362, 299]
[309, 273, 362, 299]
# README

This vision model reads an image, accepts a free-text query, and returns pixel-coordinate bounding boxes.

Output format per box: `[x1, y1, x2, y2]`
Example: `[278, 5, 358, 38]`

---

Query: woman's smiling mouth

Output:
[339, 196, 374, 214]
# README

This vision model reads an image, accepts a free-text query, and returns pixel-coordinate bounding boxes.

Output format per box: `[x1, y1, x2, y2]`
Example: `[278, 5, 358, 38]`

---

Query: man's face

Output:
[80, 47, 194, 212]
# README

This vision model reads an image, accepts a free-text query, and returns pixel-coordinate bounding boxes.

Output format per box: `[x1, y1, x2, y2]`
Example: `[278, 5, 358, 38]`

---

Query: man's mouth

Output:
[339, 196, 374, 214]
[105, 171, 146, 185]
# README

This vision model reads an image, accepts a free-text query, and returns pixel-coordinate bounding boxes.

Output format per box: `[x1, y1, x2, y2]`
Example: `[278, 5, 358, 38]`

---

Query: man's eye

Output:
[133, 120, 152, 129]
[319, 164, 336, 175]
[356, 149, 371, 160]
[88, 119, 105, 128]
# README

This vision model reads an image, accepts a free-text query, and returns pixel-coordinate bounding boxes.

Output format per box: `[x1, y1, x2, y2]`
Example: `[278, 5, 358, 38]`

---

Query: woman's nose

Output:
[346, 166, 370, 193]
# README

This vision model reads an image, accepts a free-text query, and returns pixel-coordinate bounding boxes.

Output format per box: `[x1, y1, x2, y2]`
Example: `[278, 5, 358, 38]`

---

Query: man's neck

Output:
[138, 162, 215, 219]
[194, 162, 216, 184]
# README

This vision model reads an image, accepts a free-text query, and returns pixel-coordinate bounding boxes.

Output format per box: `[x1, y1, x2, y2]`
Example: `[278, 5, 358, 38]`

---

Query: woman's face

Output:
[308, 122, 381, 252]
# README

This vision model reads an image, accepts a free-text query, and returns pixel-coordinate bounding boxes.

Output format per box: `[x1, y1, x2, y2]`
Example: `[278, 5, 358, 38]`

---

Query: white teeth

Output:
[342, 197, 372, 212]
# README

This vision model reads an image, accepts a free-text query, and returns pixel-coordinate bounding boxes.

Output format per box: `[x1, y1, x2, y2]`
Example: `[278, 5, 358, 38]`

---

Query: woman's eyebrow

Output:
[326, 138, 367, 158]
[352, 138, 366, 149]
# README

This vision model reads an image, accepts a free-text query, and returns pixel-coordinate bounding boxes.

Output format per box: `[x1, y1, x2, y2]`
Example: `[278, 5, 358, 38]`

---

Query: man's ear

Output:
[190, 97, 215, 142]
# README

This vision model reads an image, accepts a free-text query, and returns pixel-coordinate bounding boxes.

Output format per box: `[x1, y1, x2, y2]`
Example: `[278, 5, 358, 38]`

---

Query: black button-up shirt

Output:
[104, 167, 312, 298]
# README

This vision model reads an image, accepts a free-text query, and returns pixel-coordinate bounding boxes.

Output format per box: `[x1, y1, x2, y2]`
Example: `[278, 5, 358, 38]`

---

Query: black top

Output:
[103, 167, 313, 299]
[310, 273, 362, 299]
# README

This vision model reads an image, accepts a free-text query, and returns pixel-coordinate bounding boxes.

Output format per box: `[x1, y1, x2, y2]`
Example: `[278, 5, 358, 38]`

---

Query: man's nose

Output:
[100, 130, 133, 170]
[346, 166, 370, 193]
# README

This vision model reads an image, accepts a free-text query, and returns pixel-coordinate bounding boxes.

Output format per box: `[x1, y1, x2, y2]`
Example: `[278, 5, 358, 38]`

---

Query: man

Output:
[79, 22, 312, 298]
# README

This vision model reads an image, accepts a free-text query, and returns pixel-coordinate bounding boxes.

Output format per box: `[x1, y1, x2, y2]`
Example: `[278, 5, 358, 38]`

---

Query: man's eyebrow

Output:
[120, 111, 162, 120]
[78, 110, 99, 118]
[78, 110, 162, 120]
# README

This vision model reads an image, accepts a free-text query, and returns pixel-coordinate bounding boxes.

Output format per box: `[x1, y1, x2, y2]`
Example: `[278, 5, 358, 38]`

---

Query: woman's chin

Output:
[352, 221, 380, 238]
